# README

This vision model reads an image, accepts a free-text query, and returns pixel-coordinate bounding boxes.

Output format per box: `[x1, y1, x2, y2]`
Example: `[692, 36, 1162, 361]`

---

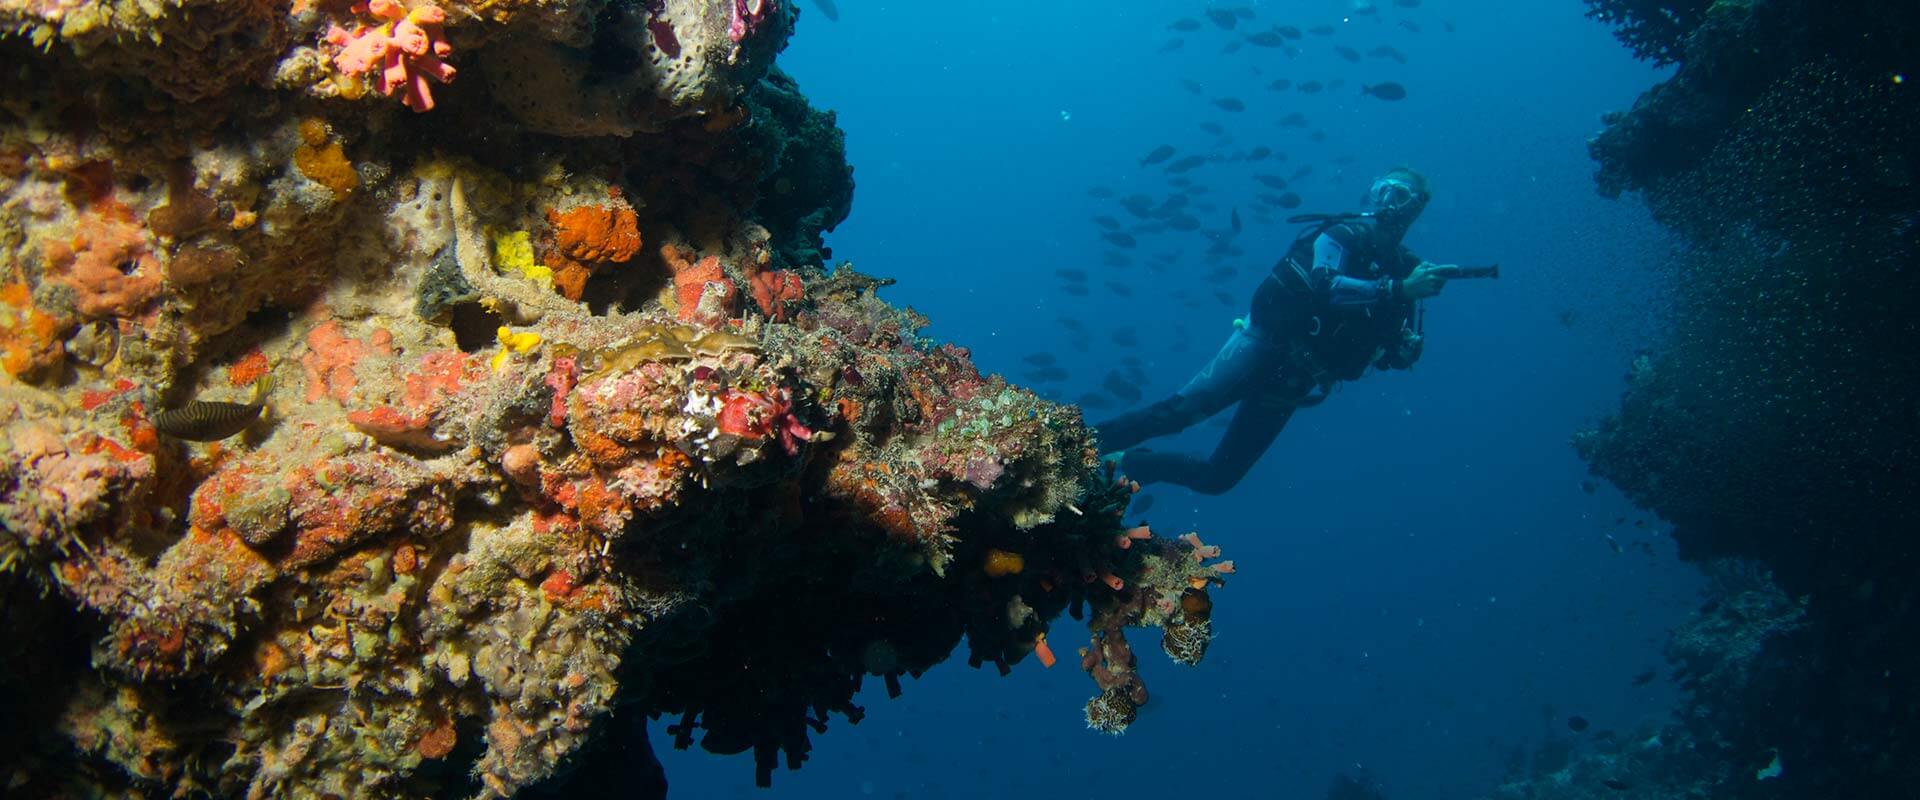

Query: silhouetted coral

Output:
[1582, 0, 1712, 67]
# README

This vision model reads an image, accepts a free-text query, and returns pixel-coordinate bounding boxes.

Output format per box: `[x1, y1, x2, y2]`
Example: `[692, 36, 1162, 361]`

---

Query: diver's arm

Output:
[1311, 233, 1396, 306]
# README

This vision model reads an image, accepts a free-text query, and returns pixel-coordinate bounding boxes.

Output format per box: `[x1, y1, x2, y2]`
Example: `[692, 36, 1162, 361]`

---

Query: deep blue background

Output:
[659, 2, 1700, 797]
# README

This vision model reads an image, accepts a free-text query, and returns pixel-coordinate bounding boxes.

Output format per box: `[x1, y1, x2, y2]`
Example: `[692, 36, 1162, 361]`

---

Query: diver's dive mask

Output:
[1369, 177, 1420, 214]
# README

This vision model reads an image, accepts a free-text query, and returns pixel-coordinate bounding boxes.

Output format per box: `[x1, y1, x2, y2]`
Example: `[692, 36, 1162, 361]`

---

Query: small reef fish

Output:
[1267, 78, 1293, 91]
[1139, 145, 1176, 166]
[1393, 0, 1421, 7]
[1230, 208, 1243, 233]
[1060, 284, 1090, 297]
[1276, 25, 1304, 39]
[1025, 366, 1069, 383]
[1370, 45, 1408, 63]
[1277, 191, 1303, 209]
[1220, 40, 1243, 54]
[1056, 268, 1088, 282]
[1213, 97, 1246, 112]
[1165, 155, 1210, 174]
[1205, 8, 1238, 29]
[1362, 82, 1408, 100]
[1247, 146, 1272, 160]
[1288, 165, 1314, 182]
[1255, 174, 1290, 189]
[1309, 25, 1335, 36]
[153, 377, 273, 442]
[1158, 38, 1185, 53]
[1102, 369, 1142, 401]
[1102, 232, 1138, 249]
[1245, 31, 1285, 47]
[1400, 20, 1422, 33]
[1102, 252, 1132, 267]
[1022, 352, 1057, 366]
[1280, 111, 1310, 127]
[1327, 78, 1348, 90]
[1093, 215, 1121, 230]
[1087, 187, 1116, 199]
[1298, 80, 1325, 93]
[808, 0, 838, 21]
[1169, 17, 1202, 31]
[1103, 280, 1133, 297]
[1335, 45, 1361, 62]
[1180, 78, 1205, 95]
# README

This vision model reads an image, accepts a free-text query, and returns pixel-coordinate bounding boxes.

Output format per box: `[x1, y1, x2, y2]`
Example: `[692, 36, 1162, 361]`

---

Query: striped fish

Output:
[152, 376, 272, 442]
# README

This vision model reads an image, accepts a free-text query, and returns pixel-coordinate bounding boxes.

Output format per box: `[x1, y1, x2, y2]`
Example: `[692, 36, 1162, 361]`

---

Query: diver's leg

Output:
[1094, 328, 1274, 452]
[1120, 384, 1300, 495]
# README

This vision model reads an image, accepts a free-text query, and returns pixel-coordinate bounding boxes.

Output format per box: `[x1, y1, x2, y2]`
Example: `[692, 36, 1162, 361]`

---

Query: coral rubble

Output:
[0, 1, 1221, 797]
[1568, 1, 1920, 797]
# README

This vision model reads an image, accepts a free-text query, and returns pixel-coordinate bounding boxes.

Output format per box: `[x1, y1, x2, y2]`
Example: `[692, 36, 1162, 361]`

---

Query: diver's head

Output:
[1368, 167, 1430, 226]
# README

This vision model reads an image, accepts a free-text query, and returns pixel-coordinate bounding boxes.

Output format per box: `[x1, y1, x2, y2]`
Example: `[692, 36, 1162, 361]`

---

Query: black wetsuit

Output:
[1095, 215, 1425, 494]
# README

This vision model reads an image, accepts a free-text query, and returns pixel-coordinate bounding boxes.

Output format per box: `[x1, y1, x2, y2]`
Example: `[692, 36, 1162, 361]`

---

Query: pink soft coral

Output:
[717, 388, 814, 456]
[325, 0, 457, 112]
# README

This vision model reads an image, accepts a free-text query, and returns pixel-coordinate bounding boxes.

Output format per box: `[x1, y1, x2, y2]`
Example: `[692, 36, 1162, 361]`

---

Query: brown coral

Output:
[294, 118, 359, 197]
[544, 199, 642, 300]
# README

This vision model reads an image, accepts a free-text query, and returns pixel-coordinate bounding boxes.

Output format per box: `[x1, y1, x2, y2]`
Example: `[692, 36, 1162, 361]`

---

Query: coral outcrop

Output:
[1570, 1, 1920, 797]
[1483, 561, 1808, 800]
[0, 1, 1226, 798]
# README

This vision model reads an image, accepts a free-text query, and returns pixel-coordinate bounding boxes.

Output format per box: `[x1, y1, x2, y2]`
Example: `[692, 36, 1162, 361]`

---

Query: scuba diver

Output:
[1095, 166, 1492, 494]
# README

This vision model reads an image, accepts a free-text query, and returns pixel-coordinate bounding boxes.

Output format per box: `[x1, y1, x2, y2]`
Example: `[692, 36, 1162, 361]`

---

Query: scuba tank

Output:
[1268, 211, 1372, 294]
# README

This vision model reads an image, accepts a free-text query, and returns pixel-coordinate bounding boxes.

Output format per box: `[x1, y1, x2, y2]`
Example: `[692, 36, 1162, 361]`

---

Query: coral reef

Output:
[0, 1, 1227, 797]
[1482, 562, 1807, 800]
[1574, 2, 1920, 796]
[1581, 0, 1712, 67]
[742, 67, 855, 268]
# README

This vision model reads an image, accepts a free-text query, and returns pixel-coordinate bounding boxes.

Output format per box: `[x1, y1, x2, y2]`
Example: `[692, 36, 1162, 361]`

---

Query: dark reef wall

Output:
[1567, 0, 1920, 796]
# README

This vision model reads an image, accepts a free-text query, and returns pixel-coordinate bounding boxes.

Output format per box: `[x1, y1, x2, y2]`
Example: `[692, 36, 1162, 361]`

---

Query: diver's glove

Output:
[1396, 262, 1449, 301]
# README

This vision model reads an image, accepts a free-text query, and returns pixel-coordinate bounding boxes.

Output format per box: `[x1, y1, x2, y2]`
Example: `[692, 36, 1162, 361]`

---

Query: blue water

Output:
[660, 2, 1703, 797]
